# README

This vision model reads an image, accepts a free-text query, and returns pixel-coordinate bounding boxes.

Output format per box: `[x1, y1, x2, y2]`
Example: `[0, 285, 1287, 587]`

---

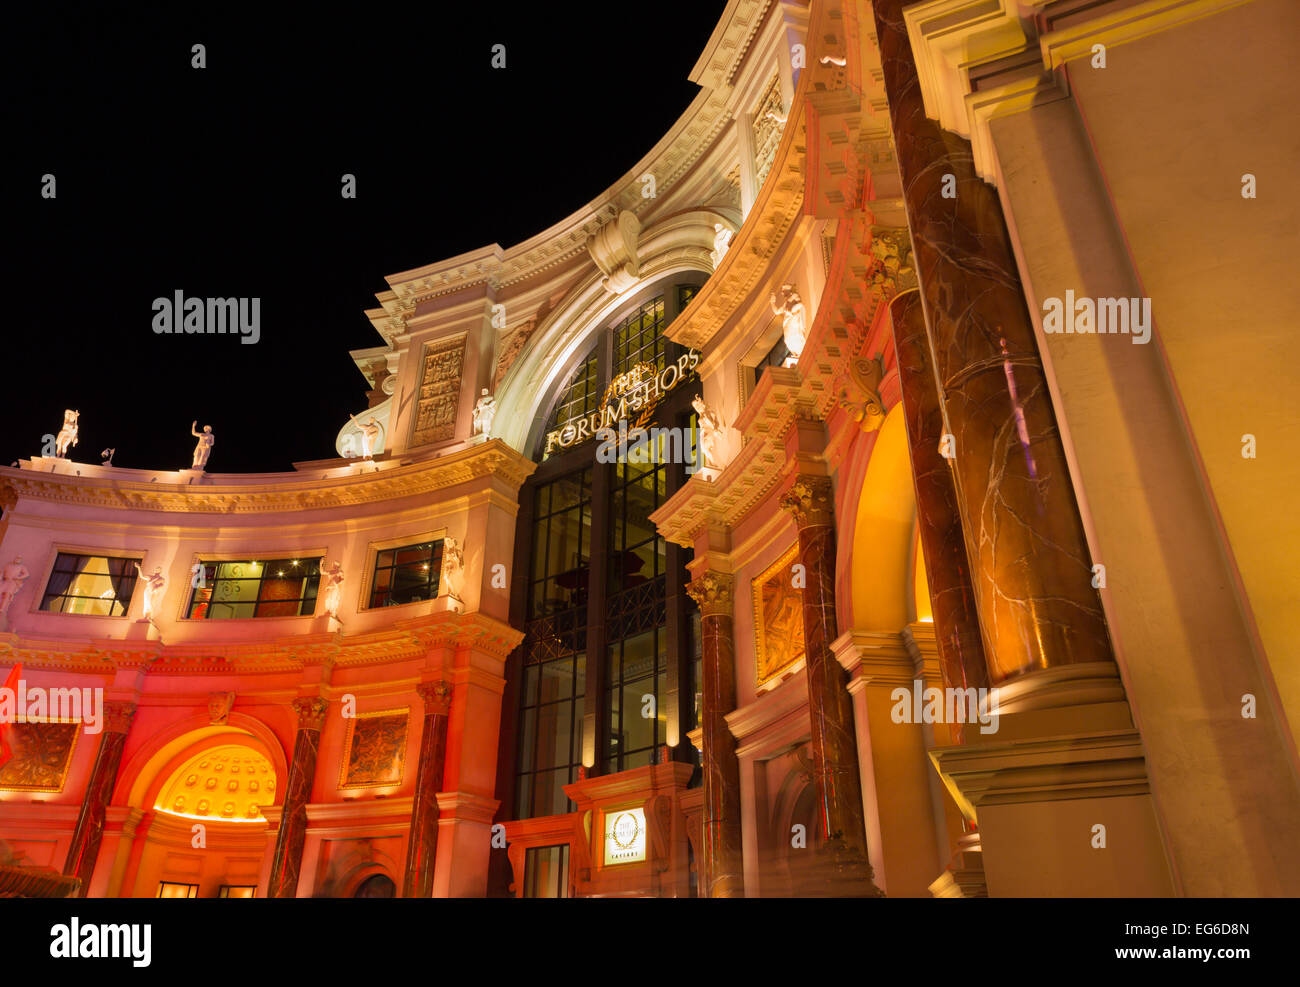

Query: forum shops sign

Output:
[544, 349, 700, 456]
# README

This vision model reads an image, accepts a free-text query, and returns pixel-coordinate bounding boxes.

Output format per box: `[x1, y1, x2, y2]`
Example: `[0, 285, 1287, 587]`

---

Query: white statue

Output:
[0, 558, 31, 616]
[358, 418, 382, 460]
[711, 224, 733, 266]
[441, 537, 464, 602]
[472, 389, 497, 438]
[770, 283, 807, 363]
[134, 563, 166, 622]
[319, 559, 345, 621]
[691, 394, 724, 470]
[55, 410, 79, 458]
[191, 422, 215, 470]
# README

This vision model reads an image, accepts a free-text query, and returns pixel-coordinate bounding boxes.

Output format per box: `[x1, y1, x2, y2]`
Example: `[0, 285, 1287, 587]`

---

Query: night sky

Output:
[5, 2, 727, 474]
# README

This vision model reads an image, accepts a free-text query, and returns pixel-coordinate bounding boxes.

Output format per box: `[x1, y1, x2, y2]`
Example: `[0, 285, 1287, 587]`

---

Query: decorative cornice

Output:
[902, 0, 1248, 183]
[0, 439, 535, 516]
[0, 610, 524, 675]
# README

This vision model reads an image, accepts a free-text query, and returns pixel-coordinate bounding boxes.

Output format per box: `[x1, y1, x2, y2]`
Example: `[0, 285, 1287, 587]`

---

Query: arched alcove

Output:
[844, 404, 918, 633]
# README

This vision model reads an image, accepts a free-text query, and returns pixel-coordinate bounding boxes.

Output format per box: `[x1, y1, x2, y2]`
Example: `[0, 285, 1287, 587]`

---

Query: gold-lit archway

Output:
[153, 744, 276, 822]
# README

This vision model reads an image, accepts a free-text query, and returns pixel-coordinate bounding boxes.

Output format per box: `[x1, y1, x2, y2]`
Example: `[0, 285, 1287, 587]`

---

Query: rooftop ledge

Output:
[0, 439, 536, 515]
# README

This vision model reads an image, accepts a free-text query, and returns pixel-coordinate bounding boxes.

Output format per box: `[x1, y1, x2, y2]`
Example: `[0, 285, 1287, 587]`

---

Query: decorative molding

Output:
[103, 700, 137, 735]
[836, 356, 886, 433]
[686, 570, 734, 618]
[0, 439, 535, 515]
[416, 679, 452, 715]
[780, 474, 834, 528]
[292, 697, 329, 731]
[902, 0, 1251, 183]
[587, 210, 642, 294]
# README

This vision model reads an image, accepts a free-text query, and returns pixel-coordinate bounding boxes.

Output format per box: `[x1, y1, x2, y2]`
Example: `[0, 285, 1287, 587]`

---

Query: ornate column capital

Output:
[417, 680, 453, 715]
[687, 571, 734, 618]
[291, 697, 329, 731]
[780, 475, 835, 528]
[102, 701, 137, 735]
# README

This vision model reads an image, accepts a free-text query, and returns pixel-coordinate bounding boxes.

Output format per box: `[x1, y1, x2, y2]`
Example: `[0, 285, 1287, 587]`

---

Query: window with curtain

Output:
[40, 554, 139, 617]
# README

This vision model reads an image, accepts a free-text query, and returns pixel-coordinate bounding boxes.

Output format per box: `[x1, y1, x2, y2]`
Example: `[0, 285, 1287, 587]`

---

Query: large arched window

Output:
[502, 278, 704, 820]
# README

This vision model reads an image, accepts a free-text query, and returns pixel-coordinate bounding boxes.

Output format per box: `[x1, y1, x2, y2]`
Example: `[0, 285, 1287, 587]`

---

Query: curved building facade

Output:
[2, 0, 1297, 898]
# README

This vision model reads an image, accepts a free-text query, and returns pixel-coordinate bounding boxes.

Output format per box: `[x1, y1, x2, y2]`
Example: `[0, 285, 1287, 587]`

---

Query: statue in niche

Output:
[691, 394, 724, 470]
[769, 284, 807, 363]
[441, 537, 464, 603]
[358, 418, 382, 460]
[0, 557, 31, 616]
[320, 559, 345, 621]
[208, 691, 236, 726]
[472, 389, 497, 438]
[190, 422, 215, 470]
[55, 410, 79, 458]
[133, 563, 167, 622]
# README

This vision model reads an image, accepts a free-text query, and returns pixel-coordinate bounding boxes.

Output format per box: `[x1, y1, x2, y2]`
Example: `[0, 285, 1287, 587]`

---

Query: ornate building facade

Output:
[1, 0, 1296, 898]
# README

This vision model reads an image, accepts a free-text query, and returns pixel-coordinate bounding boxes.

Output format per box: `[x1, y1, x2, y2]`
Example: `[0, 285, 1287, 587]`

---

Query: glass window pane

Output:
[538, 657, 572, 703]
[621, 678, 655, 754]
[517, 707, 537, 772]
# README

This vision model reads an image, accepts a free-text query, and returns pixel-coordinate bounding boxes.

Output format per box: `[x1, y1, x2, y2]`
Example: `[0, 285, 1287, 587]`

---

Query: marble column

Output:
[686, 570, 744, 898]
[781, 475, 883, 895]
[871, 0, 1113, 682]
[63, 701, 136, 896]
[403, 680, 451, 898]
[268, 697, 328, 898]
[890, 288, 990, 735]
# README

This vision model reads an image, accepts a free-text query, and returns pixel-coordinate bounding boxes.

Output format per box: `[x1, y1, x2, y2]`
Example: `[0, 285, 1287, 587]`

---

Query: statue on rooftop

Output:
[54, 410, 79, 458]
[191, 422, 215, 470]
[358, 418, 382, 460]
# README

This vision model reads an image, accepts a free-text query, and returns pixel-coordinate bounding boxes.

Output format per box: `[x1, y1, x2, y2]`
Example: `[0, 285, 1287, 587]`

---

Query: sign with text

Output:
[603, 807, 647, 865]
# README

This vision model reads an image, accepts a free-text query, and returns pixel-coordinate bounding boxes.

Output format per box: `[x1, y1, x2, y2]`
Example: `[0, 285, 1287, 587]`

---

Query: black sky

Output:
[3, 1, 727, 473]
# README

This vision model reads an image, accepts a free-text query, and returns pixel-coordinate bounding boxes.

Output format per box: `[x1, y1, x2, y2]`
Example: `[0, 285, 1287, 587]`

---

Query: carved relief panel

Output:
[410, 336, 466, 448]
[0, 722, 79, 792]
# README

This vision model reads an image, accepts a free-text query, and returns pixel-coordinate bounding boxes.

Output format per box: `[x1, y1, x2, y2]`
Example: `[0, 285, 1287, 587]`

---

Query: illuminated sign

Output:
[603, 807, 647, 865]
[545, 350, 700, 456]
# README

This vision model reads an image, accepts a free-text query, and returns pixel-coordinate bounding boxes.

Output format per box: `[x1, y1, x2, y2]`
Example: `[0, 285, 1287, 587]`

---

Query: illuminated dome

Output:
[154, 744, 276, 823]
